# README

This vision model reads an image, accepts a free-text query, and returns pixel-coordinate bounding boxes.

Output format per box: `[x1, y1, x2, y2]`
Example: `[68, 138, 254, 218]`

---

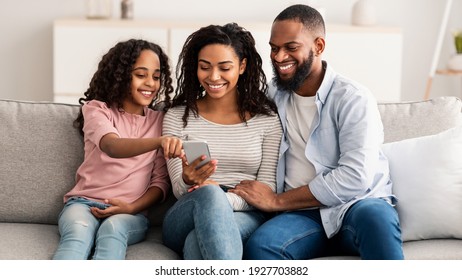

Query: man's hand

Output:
[231, 182, 322, 212]
[230, 180, 279, 212]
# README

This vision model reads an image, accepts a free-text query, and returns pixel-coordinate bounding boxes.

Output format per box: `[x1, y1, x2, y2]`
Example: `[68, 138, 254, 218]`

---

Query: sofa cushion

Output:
[0, 99, 83, 224]
[0, 223, 180, 259]
[0, 223, 59, 259]
[382, 125, 462, 242]
[378, 96, 462, 143]
[402, 239, 462, 260]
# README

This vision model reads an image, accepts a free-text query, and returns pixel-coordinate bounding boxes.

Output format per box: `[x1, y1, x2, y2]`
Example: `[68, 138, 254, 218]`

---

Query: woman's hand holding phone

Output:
[181, 141, 218, 189]
[181, 154, 218, 187]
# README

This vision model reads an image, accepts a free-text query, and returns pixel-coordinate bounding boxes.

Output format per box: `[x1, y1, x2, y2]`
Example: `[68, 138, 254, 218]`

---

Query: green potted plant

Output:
[447, 30, 462, 71]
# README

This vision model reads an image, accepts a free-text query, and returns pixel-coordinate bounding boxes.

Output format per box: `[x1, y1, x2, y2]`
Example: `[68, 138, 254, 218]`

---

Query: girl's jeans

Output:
[162, 185, 267, 260]
[244, 198, 404, 260]
[53, 197, 149, 260]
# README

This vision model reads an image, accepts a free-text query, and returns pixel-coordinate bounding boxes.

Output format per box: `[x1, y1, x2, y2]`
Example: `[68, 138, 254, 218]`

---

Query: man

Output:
[230, 4, 404, 260]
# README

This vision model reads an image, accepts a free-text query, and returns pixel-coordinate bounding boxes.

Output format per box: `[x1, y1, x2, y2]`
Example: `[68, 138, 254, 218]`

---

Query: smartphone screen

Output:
[182, 140, 211, 169]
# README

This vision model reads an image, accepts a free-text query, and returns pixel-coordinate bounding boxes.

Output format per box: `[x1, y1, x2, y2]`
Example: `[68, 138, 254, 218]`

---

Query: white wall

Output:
[1, 0, 461, 102]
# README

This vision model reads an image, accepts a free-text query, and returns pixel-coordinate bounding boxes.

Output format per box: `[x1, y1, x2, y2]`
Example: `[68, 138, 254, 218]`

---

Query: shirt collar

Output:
[316, 60, 336, 105]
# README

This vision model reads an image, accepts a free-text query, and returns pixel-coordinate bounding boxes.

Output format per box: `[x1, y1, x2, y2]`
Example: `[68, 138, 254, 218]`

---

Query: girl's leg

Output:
[162, 185, 241, 260]
[53, 200, 100, 260]
[92, 213, 148, 260]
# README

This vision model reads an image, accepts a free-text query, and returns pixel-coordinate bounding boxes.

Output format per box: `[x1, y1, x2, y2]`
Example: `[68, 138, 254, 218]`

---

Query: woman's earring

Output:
[199, 85, 206, 97]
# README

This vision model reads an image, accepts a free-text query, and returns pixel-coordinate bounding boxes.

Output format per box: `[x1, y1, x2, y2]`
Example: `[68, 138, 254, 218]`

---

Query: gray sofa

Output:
[1, 96, 462, 260]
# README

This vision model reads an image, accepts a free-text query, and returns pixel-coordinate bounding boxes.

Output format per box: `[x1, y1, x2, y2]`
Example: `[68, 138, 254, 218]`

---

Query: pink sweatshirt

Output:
[64, 100, 170, 204]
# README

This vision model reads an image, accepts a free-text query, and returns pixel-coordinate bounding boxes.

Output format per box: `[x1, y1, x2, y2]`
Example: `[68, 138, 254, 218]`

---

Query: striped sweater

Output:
[162, 106, 282, 211]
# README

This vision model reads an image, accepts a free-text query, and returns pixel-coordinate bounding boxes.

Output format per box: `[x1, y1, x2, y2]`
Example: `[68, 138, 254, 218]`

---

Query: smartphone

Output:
[93, 201, 111, 210]
[182, 140, 211, 169]
[219, 184, 234, 192]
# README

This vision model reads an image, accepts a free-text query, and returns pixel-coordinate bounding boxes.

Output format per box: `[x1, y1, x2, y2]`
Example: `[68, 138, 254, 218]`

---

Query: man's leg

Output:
[244, 210, 328, 260]
[336, 198, 404, 260]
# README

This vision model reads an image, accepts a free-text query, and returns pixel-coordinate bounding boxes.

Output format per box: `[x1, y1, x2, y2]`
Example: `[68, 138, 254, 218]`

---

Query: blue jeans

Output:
[244, 198, 404, 260]
[162, 185, 267, 259]
[53, 197, 149, 260]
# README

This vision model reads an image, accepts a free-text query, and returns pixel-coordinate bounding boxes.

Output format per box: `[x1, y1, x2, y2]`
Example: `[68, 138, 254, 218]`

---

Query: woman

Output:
[162, 23, 282, 259]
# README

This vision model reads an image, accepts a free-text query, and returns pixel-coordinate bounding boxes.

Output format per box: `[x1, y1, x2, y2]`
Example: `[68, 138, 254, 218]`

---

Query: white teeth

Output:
[208, 84, 224, 89]
[279, 64, 294, 70]
[140, 91, 152, 95]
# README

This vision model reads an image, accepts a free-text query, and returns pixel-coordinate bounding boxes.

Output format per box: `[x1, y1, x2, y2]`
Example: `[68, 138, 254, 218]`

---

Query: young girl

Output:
[162, 23, 282, 259]
[53, 39, 182, 260]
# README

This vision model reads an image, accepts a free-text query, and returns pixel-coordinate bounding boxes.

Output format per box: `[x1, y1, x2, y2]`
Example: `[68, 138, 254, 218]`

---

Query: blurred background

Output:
[1, 0, 461, 102]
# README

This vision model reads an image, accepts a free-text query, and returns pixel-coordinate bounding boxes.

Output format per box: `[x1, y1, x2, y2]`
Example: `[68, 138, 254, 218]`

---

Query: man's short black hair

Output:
[274, 4, 325, 37]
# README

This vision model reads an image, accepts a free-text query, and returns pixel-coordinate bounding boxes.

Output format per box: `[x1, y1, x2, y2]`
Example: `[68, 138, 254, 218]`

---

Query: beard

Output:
[272, 49, 314, 92]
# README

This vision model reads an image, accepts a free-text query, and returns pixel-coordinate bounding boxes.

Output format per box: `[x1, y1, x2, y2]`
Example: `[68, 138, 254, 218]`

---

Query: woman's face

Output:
[123, 49, 161, 115]
[197, 44, 246, 100]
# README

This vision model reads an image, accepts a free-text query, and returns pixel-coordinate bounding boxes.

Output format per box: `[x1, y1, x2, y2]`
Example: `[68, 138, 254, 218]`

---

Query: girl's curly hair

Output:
[171, 22, 277, 127]
[74, 39, 173, 135]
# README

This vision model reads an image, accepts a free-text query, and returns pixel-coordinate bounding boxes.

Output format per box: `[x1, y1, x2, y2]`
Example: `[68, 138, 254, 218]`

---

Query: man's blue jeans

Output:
[162, 185, 267, 259]
[244, 198, 404, 260]
[53, 197, 149, 260]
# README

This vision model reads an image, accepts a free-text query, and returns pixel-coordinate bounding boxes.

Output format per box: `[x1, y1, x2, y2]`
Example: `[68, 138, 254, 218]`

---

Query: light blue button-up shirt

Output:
[270, 62, 393, 238]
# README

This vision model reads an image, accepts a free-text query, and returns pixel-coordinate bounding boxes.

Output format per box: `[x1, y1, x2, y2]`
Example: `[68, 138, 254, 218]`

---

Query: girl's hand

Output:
[182, 155, 218, 186]
[90, 198, 133, 219]
[161, 136, 183, 159]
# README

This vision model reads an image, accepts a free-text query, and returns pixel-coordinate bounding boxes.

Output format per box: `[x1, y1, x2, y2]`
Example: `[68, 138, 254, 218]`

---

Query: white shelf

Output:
[53, 18, 402, 104]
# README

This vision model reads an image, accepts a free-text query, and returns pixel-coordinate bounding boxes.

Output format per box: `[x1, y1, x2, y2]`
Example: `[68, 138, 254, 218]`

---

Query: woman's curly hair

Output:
[171, 22, 277, 127]
[74, 39, 173, 135]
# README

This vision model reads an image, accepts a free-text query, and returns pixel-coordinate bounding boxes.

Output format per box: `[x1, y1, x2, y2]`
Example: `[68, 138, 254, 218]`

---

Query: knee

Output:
[190, 185, 229, 206]
[196, 185, 226, 199]
[60, 219, 93, 236]
[351, 199, 400, 229]
[98, 215, 130, 238]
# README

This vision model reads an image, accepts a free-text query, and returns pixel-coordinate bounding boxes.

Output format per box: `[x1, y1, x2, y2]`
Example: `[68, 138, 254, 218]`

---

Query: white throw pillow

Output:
[381, 125, 462, 242]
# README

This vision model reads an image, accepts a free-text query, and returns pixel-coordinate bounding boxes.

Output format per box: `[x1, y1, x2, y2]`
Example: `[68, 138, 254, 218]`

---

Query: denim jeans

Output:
[53, 197, 149, 260]
[162, 185, 267, 260]
[244, 198, 404, 260]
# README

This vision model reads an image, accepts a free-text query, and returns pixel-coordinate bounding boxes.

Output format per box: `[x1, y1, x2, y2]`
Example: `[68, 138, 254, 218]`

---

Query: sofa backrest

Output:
[1, 96, 461, 226]
[0, 99, 83, 225]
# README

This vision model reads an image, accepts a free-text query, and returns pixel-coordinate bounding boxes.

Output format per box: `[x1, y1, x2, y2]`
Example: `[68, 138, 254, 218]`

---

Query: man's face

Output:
[269, 20, 316, 92]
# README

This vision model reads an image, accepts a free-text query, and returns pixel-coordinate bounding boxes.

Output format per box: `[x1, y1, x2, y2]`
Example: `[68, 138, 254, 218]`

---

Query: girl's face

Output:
[123, 49, 161, 115]
[197, 44, 246, 101]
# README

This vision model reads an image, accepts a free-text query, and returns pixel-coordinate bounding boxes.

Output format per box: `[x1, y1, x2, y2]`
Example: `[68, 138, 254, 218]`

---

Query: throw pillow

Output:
[381, 125, 462, 242]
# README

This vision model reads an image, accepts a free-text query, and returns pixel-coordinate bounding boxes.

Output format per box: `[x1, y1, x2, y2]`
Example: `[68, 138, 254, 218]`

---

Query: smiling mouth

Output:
[207, 83, 225, 90]
[278, 63, 295, 72]
[140, 90, 154, 97]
